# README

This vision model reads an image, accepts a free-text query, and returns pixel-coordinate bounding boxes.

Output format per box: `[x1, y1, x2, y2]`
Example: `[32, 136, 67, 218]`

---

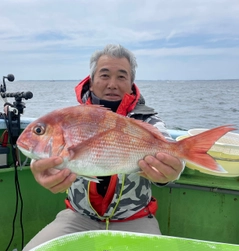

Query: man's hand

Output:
[138, 153, 185, 184]
[30, 157, 77, 193]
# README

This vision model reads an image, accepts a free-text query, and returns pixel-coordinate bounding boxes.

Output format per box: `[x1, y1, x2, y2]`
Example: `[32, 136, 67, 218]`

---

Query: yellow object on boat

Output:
[176, 129, 239, 177]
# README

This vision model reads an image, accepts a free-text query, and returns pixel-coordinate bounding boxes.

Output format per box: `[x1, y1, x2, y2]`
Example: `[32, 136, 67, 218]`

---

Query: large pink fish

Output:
[16, 105, 235, 181]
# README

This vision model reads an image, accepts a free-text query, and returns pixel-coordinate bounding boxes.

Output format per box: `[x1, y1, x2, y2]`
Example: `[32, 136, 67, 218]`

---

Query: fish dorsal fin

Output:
[125, 117, 168, 142]
[81, 104, 111, 111]
[85, 104, 168, 142]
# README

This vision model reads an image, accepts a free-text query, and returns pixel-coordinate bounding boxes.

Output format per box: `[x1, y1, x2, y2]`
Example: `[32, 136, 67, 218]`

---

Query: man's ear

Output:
[89, 79, 93, 91]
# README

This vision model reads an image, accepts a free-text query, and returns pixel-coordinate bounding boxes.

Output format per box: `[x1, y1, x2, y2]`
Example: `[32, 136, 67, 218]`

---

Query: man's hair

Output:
[90, 44, 137, 83]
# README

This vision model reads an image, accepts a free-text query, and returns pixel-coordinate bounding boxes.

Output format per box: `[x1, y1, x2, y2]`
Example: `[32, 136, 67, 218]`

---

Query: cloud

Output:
[134, 46, 239, 57]
[0, 0, 239, 79]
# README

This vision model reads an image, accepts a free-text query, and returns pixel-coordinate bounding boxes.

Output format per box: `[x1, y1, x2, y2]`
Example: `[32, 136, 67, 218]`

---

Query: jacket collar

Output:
[75, 75, 142, 116]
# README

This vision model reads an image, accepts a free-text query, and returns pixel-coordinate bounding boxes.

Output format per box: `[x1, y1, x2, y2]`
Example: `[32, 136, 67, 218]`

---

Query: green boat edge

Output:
[0, 118, 239, 250]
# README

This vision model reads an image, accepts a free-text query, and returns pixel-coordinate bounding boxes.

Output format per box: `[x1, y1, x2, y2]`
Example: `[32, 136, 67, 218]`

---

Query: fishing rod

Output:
[0, 74, 33, 251]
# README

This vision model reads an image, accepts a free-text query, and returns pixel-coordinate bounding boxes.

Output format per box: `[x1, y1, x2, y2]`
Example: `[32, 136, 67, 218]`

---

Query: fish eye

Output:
[33, 124, 45, 135]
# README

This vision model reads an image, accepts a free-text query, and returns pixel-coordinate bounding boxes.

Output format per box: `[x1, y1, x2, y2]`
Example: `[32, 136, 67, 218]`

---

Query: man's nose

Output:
[107, 78, 117, 88]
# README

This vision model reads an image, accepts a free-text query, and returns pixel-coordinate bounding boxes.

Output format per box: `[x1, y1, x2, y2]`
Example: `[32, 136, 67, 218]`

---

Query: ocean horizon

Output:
[1, 79, 239, 133]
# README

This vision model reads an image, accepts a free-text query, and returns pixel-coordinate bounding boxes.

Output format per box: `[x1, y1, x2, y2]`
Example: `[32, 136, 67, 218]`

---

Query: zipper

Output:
[87, 174, 126, 230]
[106, 218, 110, 230]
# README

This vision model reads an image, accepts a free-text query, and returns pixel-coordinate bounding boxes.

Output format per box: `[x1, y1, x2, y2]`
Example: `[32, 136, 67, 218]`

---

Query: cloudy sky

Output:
[1, 0, 239, 80]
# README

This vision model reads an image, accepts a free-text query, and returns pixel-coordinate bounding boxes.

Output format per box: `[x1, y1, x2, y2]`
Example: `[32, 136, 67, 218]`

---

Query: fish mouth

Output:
[17, 145, 40, 160]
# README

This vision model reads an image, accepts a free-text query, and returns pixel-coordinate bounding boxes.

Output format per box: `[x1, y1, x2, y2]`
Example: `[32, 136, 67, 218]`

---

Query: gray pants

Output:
[23, 209, 161, 251]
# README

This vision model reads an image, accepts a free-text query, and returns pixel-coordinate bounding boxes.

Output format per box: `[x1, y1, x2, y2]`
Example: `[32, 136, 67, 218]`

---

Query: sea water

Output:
[1, 79, 239, 132]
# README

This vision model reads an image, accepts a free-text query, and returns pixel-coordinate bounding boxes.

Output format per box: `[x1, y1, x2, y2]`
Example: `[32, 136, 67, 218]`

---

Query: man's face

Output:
[90, 55, 132, 101]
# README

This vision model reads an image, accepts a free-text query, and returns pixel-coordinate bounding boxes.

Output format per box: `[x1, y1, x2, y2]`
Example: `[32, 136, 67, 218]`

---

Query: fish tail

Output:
[177, 125, 236, 173]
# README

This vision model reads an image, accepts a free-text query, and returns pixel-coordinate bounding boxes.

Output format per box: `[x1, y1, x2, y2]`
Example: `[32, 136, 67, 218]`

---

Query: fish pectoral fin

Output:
[136, 170, 144, 174]
[78, 175, 102, 183]
[67, 130, 113, 160]
[67, 143, 91, 160]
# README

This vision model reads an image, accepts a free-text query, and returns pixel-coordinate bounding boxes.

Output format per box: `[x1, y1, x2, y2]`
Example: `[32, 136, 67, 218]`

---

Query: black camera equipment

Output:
[1, 74, 33, 144]
[1, 74, 33, 251]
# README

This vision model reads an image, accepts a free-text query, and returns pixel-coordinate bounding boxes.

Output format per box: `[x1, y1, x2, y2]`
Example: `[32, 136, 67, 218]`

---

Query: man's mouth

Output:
[105, 93, 121, 100]
[106, 93, 119, 96]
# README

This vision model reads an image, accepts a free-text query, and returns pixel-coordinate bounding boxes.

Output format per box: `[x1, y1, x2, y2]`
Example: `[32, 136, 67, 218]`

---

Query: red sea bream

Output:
[16, 105, 236, 180]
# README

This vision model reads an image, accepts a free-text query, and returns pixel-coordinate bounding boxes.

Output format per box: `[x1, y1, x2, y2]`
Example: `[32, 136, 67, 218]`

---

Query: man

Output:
[23, 44, 184, 250]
